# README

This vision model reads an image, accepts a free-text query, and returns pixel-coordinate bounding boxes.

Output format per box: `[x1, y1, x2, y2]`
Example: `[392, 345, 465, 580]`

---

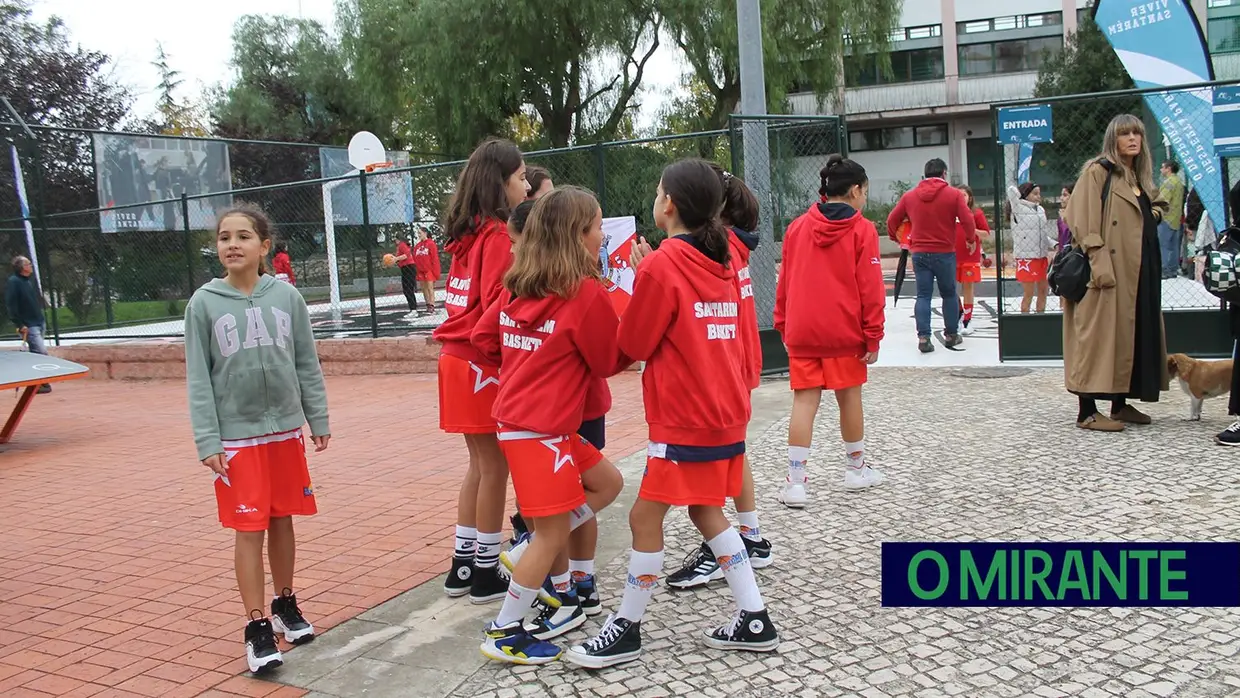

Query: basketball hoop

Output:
[364, 161, 395, 173]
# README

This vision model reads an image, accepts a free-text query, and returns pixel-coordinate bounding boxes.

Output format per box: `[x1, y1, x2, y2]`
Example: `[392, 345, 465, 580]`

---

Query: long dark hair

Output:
[443, 138, 524, 242]
[508, 199, 537, 237]
[819, 154, 868, 199]
[708, 162, 759, 231]
[661, 159, 730, 265]
[526, 166, 551, 199]
[216, 202, 274, 275]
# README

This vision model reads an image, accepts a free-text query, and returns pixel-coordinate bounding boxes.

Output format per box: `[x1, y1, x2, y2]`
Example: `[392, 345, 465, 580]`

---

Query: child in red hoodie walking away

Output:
[775, 155, 886, 508]
[469, 186, 622, 664]
[666, 164, 773, 590]
[954, 185, 990, 335]
[432, 139, 529, 604]
[566, 159, 778, 670]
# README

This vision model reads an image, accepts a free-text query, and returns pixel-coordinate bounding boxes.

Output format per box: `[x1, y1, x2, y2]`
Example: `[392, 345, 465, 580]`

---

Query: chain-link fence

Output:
[0, 119, 846, 342]
[732, 115, 848, 329]
[990, 81, 1238, 317]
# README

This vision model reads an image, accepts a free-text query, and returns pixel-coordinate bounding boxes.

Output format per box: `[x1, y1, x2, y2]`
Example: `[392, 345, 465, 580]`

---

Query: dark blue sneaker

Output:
[574, 574, 601, 616]
[524, 591, 586, 639]
[537, 575, 561, 609]
[480, 620, 562, 665]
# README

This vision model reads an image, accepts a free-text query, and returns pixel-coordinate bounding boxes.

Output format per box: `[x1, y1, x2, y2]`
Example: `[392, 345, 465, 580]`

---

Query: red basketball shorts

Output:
[638, 448, 743, 507]
[438, 354, 499, 434]
[214, 429, 317, 532]
[498, 430, 598, 517]
[956, 263, 982, 284]
[789, 356, 868, 391]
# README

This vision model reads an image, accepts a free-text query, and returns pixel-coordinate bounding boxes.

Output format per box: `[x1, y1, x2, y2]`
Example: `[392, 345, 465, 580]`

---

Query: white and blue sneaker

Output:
[524, 592, 586, 639]
[480, 620, 562, 665]
[574, 574, 602, 616]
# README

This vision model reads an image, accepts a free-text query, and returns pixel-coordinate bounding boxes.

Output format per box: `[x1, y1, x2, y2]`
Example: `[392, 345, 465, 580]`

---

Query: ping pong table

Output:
[0, 350, 90, 444]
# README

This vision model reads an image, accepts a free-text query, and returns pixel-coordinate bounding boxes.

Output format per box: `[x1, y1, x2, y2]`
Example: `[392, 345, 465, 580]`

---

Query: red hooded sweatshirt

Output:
[414, 238, 441, 278]
[728, 228, 762, 390]
[272, 251, 295, 285]
[432, 218, 513, 365]
[886, 179, 976, 254]
[955, 208, 990, 265]
[470, 280, 619, 436]
[775, 203, 885, 358]
[583, 376, 611, 422]
[618, 236, 752, 447]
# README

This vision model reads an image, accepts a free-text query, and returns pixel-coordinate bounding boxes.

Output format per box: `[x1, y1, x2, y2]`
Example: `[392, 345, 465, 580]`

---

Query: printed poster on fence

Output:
[600, 216, 637, 317]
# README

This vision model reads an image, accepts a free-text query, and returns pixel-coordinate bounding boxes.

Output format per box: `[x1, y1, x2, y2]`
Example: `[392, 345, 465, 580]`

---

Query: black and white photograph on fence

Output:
[92, 134, 232, 232]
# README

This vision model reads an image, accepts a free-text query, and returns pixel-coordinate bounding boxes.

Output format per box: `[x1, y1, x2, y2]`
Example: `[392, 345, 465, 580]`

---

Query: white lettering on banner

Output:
[1003, 119, 1049, 130]
[1108, 1, 1172, 36]
[502, 332, 543, 352]
[213, 309, 292, 357]
[707, 324, 738, 340]
[693, 301, 739, 319]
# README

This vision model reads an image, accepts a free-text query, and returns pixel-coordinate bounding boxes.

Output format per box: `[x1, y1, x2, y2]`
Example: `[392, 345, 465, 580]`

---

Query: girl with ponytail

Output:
[774, 154, 887, 509]
[566, 158, 779, 669]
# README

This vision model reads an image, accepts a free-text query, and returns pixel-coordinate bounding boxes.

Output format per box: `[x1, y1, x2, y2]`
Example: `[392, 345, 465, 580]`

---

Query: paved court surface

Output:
[0, 373, 646, 697]
[271, 369, 1240, 698]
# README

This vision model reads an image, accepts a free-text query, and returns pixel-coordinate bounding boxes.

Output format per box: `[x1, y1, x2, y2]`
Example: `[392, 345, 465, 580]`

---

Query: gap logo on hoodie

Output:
[695, 301, 739, 341]
[499, 311, 556, 352]
[215, 307, 294, 357]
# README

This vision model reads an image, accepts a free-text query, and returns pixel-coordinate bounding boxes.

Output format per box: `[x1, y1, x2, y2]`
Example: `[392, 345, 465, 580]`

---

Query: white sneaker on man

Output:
[777, 481, 807, 509]
[843, 466, 885, 490]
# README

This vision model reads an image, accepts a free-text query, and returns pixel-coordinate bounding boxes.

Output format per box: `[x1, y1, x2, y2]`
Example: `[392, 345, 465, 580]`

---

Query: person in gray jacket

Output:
[1006, 182, 1057, 313]
[185, 203, 331, 675]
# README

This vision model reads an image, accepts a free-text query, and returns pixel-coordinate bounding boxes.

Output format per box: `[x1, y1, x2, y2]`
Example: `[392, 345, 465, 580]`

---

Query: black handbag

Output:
[1049, 159, 1114, 304]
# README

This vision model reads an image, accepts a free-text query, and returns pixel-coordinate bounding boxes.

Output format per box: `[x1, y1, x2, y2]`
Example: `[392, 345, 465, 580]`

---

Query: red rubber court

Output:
[0, 372, 645, 697]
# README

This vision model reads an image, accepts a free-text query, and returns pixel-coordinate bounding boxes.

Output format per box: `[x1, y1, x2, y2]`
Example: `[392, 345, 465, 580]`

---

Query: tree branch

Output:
[597, 13, 661, 139]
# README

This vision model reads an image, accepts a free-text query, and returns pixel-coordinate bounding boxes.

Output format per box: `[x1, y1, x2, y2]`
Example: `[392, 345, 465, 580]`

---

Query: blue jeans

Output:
[912, 252, 960, 338]
[1157, 221, 1181, 278]
[24, 324, 47, 355]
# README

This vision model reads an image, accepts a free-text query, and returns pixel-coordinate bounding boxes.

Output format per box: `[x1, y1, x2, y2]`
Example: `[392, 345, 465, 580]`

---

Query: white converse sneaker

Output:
[777, 480, 808, 508]
[960, 325, 975, 336]
[843, 465, 885, 490]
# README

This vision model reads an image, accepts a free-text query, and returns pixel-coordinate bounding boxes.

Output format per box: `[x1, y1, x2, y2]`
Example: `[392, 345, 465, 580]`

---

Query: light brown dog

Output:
[1167, 353, 1233, 420]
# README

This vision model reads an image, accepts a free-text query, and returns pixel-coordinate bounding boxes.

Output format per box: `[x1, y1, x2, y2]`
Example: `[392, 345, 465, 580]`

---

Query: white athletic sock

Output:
[454, 525, 477, 559]
[475, 531, 502, 569]
[569, 504, 595, 531]
[569, 559, 595, 581]
[737, 511, 762, 542]
[495, 581, 539, 627]
[788, 445, 810, 484]
[617, 550, 664, 623]
[551, 572, 572, 595]
[844, 440, 865, 471]
[707, 529, 764, 613]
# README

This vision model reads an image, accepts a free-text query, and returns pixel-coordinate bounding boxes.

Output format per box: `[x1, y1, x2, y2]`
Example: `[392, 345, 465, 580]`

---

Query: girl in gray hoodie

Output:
[185, 203, 331, 675]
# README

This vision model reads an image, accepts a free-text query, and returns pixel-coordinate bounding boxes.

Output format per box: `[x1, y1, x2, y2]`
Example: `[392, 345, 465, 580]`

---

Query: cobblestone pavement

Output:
[281, 368, 1240, 698]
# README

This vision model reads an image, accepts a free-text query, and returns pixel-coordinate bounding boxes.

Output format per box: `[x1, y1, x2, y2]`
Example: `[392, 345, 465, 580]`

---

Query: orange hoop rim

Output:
[364, 161, 395, 172]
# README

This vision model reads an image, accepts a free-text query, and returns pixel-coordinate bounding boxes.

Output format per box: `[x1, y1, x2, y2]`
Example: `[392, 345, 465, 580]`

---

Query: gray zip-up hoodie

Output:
[185, 275, 330, 460]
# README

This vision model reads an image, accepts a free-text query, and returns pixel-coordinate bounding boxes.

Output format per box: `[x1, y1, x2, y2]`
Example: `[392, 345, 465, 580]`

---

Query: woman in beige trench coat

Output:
[1063, 114, 1170, 432]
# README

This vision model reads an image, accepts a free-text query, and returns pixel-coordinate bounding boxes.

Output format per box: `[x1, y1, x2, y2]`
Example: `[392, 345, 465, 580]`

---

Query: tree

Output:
[1032, 14, 1139, 190]
[655, 0, 902, 133]
[136, 43, 209, 137]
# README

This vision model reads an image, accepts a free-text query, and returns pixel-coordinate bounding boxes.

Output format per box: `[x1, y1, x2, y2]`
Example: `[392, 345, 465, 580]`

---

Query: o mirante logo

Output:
[881, 543, 1240, 607]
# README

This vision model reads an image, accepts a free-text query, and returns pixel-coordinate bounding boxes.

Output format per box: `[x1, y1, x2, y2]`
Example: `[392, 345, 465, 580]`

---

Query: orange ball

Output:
[382, 253, 396, 267]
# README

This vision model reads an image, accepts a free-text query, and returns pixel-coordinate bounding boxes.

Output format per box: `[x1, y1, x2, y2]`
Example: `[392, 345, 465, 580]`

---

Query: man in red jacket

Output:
[886, 158, 976, 354]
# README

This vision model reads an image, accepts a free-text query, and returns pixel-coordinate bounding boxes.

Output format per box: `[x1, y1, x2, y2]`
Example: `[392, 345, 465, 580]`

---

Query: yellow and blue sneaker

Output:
[480, 620, 562, 665]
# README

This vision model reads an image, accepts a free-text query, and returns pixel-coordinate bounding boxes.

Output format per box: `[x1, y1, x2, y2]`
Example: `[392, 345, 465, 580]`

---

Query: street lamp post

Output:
[736, 0, 778, 325]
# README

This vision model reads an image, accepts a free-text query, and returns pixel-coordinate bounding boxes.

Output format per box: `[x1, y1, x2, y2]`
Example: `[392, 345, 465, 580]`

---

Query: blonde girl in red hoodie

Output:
[432, 139, 529, 604]
[566, 159, 779, 670]
[468, 186, 620, 665]
[774, 154, 886, 508]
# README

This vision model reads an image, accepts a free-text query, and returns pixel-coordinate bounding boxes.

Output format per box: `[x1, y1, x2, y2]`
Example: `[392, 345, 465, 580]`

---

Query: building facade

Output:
[791, 0, 1221, 203]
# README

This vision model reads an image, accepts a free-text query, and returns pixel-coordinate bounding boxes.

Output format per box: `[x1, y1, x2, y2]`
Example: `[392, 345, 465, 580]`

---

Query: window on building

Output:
[1210, 17, 1240, 53]
[848, 124, 949, 152]
[958, 37, 1062, 76]
[1209, 0, 1238, 8]
[843, 48, 945, 87]
[956, 12, 1063, 34]
[861, 24, 942, 44]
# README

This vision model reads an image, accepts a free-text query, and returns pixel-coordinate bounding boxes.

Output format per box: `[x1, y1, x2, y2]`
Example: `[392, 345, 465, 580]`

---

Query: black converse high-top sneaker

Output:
[444, 557, 473, 598]
[563, 614, 642, 669]
[702, 608, 780, 652]
[244, 617, 284, 674]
